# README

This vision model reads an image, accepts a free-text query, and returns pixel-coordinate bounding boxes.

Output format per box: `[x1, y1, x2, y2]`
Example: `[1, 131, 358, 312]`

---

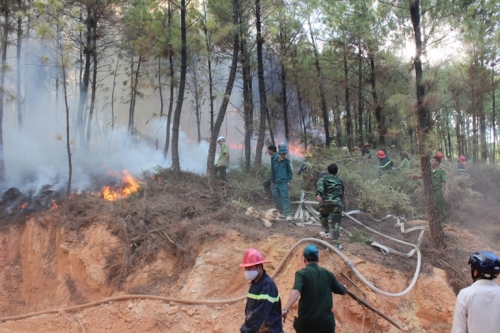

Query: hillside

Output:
[0, 166, 497, 333]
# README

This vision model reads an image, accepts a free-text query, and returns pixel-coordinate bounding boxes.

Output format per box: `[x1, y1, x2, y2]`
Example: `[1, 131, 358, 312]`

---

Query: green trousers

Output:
[319, 204, 342, 241]
[434, 189, 447, 223]
[272, 182, 291, 216]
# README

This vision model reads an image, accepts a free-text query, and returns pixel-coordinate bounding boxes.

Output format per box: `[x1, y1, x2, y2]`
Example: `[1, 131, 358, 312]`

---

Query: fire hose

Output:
[0, 233, 419, 331]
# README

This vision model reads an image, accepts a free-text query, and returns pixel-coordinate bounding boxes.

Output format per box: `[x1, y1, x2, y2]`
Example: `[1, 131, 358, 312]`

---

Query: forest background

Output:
[0, 0, 498, 248]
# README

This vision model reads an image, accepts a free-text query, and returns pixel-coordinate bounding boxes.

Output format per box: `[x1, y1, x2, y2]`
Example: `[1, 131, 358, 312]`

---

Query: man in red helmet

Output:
[457, 155, 467, 174]
[377, 150, 393, 177]
[361, 143, 371, 159]
[240, 248, 284, 333]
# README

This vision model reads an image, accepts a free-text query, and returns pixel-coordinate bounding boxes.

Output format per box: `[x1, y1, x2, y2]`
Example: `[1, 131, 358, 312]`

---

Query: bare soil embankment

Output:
[0, 173, 496, 333]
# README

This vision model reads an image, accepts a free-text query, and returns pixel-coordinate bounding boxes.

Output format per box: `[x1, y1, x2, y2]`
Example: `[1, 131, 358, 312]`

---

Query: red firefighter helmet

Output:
[377, 150, 386, 158]
[353, 146, 359, 151]
[458, 155, 466, 163]
[434, 152, 444, 159]
[239, 248, 271, 267]
[363, 142, 371, 148]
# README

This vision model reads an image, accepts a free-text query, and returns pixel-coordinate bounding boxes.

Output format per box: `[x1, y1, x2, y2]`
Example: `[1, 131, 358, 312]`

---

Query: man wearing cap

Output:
[263, 145, 278, 198]
[271, 146, 293, 221]
[282, 245, 346, 333]
[395, 151, 410, 171]
[362, 143, 371, 159]
[216, 136, 230, 183]
[240, 248, 284, 333]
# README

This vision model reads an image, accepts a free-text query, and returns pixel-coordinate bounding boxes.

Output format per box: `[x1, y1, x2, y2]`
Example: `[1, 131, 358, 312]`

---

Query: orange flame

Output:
[50, 200, 58, 210]
[229, 143, 244, 150]
[102, 170, 140, 201]
[287, 143, 304, 157]
[20, 203, 28, 209]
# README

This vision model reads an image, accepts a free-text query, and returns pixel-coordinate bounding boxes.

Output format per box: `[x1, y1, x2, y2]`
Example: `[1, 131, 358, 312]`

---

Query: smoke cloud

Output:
[3, 113, 210, 194]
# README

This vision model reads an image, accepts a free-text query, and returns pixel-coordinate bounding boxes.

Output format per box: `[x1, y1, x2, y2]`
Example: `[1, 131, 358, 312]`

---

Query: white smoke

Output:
[2, 113, 210, 194]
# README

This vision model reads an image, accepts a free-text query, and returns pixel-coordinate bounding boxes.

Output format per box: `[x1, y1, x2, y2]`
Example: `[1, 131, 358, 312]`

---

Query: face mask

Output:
[244, 270, 259, 281]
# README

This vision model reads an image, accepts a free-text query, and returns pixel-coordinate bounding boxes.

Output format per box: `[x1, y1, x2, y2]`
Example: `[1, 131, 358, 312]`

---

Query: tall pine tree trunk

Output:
[334, 94, 342, 147]
[279, 26, 289, 142]
[86, 19, 97, 151]
[158, 58, 164, 117]
[171, 0, 187, 175]
[344, 41, 353, 149]
[192, 66, 202, 143]
[128, 56, 141, 135]
[0, 4, 8, 182]
[163, 1, 175, 159]
[493, 63, 496, 163]
[207, 0, 239, 197]
[308, 19, 330, 146]
[357, 43, 363, 145]
[297, 86, 307, 151]
[240, 19, 253, 173]
[16, 0, 23, 128]
[369, 55, 385, 149]
[410, 0, 445, 249]
[254, 0, 269, 166]
[76, 6, 92, 147]
[203, 1, 214, 132]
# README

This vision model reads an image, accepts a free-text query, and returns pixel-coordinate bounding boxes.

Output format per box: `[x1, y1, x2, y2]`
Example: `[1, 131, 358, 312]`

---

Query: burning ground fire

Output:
[100, 170, 140, 201]
[0, 171, 141, 218]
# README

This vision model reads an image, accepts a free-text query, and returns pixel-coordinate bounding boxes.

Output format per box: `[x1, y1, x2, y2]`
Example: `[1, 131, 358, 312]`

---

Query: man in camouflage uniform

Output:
[316, 163, 344, 248]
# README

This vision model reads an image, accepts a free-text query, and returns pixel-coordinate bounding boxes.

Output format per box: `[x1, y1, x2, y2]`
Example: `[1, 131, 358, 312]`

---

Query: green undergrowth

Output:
[150, 149, 494, 221]
[222, 148, 490, 219]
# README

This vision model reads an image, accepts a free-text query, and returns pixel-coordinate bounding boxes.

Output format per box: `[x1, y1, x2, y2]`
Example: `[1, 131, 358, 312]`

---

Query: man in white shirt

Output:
[451, 250, 500, 333]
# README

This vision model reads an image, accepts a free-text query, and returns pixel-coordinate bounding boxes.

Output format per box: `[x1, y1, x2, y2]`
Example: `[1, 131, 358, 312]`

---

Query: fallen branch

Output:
[346, 289, 407, 332]
[328, 253, 407, 332]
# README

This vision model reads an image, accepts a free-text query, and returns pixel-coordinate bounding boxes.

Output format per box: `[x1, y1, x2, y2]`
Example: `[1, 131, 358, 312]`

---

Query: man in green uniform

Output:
[412, 156, 448, 223]
[281, 245, 346, 333]
[216, 136, 230, 183]
[271, 147, 293, 221]
[395, 151, 410, 171]
[263, 145, 278, 198]
[316, 163, 344, 249]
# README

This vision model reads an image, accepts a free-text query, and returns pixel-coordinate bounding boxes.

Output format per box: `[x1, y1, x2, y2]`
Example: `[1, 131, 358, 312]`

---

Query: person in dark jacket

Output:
[240, 248, 284, 333]
[263, 145, 278, 198]
[377, 150, 393, 177]
[281, 245, 346, 333]
[317, 163, 344, 249]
